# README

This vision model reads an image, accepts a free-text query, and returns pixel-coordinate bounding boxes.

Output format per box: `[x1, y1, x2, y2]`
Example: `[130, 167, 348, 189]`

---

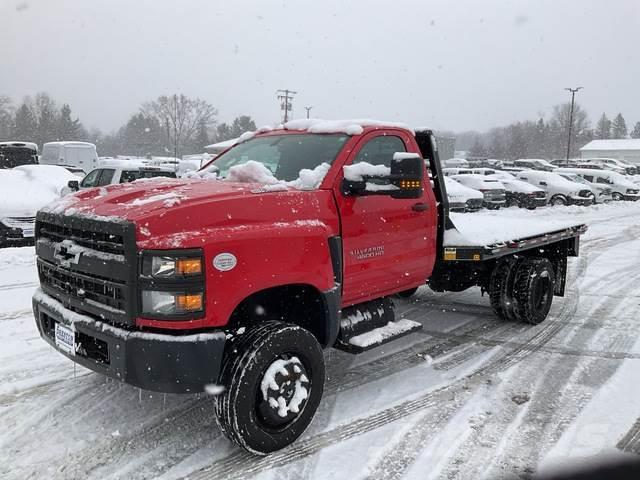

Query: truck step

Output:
[335, 319, 423, 354]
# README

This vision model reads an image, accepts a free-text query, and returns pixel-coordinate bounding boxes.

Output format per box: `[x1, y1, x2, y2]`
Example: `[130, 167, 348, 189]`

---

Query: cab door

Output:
[334, 131, 437, 306]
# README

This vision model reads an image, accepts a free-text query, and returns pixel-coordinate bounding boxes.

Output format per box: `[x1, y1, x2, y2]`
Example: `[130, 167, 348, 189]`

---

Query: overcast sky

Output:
[1, 0, 639, 133]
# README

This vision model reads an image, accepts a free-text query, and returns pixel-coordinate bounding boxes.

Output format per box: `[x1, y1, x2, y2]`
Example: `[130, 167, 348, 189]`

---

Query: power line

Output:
[277, 89, 297, 123]
[565, 87, 583, 163]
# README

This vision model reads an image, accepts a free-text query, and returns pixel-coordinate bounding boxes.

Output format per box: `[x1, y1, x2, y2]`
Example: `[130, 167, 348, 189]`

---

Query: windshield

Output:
[205, 134, 348, 183]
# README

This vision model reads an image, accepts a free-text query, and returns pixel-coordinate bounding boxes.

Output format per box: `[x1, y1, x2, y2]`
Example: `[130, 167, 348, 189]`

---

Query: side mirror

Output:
[68, 180, 80, 191]
[341, 153, 424, 199]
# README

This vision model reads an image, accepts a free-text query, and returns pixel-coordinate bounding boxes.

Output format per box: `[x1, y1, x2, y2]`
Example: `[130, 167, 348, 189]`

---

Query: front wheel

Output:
[215, 321, 325, 455]
[549, 195, 567, 206]
[612, 192, 623, 201]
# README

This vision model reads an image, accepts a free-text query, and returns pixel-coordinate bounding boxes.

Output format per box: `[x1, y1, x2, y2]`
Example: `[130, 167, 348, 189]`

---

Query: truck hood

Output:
[42, 178, 340, 249]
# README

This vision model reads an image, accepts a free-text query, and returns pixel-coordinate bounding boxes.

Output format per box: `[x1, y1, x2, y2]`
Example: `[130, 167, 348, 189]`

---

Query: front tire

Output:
[549, 195, 567, 206]
[612, 192, 623, 201]
[215, 321, 325, 455]
[512, 258, 555, 324]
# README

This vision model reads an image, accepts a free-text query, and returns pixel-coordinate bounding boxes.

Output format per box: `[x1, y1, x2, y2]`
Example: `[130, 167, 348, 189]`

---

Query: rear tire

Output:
[612, 192, 623, 201]
[215, 321, 325, 455]
[512, 258, 555, 324]
[489, 259, 520, 321]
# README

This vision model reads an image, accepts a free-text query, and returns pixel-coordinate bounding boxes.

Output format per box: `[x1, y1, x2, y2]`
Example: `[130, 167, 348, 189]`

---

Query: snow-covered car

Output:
[443, 167, 473, 176]
[442, 157, 469, 168]
[515, 170, 594, 206]
[0, 165, 77, 246]
[581, 157, 637, 175]
[444, 176, 484, 212]
[451, 174, 506, 209]
[0, 141, 38, 169]
[66, 161, 177, 193]
[556, 167, 640, 201]
[514, 158, 557, 172]
[555, 171, 612, 204]
[480, 169, 547, 209]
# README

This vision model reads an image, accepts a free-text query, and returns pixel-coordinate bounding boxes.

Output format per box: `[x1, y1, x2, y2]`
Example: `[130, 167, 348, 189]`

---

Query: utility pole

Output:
[565, 87, 583, 164]
[173, 94, 178, 164]
[304, 106, 313, 119]
[277, 89, 297, 123]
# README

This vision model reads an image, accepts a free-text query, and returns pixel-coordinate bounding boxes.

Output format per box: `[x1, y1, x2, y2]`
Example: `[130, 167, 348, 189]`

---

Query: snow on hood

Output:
[0, 166, 76, 216]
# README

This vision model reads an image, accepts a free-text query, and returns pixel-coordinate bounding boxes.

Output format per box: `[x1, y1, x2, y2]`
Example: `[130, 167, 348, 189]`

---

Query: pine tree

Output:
[595, 113, 611, 139]
[230, 115, 257, 137]
[13, 103, 38, 141]
[631, 122, 640, 139]
[194, 119, 209, 150]
[0, 96, 13, 141]
[611, 113, 628, 138]
[215, 123, 233, 142]
[57, 104, 82, 140]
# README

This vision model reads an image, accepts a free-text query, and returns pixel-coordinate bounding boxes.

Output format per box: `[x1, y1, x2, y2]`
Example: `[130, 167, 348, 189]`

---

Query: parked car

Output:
[443, 167, 473, 176]
[581, 157, 637, 175]
[444, 176, 484, 212]
[67, 161, 177, 192]
[451, 174, 506, 209]
[0, 141, 38, 169]
[40, 141, 99, 173]
[442, 157, 469, 168]
[0, 165, 76, 246]
[556, 167, 640, 201]
[482, 169, 547, 209]
[514, 159, 557, 172]
[556, 172, 612, 204]
[515, 170, 594, 206]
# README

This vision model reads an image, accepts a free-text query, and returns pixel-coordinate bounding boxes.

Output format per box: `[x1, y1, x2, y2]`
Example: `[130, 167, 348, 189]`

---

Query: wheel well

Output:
[227, 284, 332, 346]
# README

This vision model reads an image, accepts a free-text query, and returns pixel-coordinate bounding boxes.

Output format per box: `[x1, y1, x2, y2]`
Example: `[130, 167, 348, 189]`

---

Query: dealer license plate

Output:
[55, 322, 75, 356]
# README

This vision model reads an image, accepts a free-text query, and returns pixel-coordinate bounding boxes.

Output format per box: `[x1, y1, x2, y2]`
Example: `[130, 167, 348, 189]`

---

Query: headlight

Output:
[142, 255, 203, 278]
[141, 290, 204, 315]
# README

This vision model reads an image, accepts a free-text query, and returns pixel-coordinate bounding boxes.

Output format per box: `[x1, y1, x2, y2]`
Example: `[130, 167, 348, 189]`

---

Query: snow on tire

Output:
[512, 258, 555, 325]
[214, 321, 325, 455]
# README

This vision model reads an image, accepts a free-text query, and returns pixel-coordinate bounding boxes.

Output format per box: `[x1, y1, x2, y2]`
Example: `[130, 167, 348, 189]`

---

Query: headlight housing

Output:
[140, 250, 205, 319]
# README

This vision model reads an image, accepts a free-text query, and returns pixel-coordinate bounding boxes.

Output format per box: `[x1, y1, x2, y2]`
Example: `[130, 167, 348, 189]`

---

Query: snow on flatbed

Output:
[2, 202, 640, 479]
[444, 204, 601, 247]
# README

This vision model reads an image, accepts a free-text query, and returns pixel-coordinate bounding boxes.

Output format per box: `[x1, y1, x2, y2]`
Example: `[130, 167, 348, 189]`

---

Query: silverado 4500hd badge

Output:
[350, 245, 385, 261]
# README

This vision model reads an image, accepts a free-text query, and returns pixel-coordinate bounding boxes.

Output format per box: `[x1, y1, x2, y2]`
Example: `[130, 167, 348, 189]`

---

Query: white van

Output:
[40, 141, 99, 173]
[556, 167, 640, 201]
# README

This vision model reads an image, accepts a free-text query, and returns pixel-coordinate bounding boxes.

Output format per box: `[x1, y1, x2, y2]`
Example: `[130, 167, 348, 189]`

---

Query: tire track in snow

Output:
[0, 281, 38, 292]
[618, 417, 640, 455]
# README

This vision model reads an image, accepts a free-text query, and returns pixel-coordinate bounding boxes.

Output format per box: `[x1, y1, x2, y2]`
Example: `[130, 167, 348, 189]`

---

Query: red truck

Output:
[32, 120, 585, 454]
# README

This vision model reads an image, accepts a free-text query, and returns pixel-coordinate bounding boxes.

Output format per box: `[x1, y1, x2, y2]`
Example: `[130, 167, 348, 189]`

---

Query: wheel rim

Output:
[613, 193, 622, 201]
[256, 355, 310, 430]
[551, 197, 564, 206]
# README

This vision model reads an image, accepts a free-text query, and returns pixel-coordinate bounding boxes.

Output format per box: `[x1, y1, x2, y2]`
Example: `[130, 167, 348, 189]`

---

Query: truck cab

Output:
[32, 120, 585, 455]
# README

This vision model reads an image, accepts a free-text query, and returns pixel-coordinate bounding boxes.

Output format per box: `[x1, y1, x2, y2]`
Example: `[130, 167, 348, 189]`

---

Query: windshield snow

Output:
[202, 134, 348, 187]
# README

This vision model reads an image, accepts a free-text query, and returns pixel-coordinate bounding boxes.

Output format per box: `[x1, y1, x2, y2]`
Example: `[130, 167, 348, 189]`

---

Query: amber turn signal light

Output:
[176, 258, 202, 275]
[176, 293, 203, 312]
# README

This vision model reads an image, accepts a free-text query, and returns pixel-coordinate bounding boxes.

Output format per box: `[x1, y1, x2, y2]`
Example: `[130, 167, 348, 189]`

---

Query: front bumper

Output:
[622, 194, 640, 201]
[33, 289, 226, 394]
[0, 226, 34, 247]
[568, 196, 593, 206]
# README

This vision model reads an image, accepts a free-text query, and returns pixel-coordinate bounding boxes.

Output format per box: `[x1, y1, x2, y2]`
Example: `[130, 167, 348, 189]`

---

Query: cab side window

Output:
[80, 169, 101, 188]
[353, 136, 406, 168]
[583, 175, 594, 182]
[96, 169, 115, 186]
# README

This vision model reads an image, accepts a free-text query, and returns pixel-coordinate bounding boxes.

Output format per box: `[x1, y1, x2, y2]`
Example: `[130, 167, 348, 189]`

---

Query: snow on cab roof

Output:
[580, 139, 640, 151]
[282, 118, 413, 135]
[43, 141, 96, 147]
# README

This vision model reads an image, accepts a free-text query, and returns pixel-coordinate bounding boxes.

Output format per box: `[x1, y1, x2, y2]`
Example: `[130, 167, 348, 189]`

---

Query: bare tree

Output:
[142, 94, 217, 157]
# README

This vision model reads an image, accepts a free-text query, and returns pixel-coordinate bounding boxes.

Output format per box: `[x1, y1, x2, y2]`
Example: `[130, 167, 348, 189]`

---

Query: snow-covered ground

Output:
[2, 203, 640, 479]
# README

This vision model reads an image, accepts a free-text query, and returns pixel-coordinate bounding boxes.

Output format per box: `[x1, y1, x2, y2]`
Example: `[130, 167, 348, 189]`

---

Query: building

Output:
[579, 139, 640, 164]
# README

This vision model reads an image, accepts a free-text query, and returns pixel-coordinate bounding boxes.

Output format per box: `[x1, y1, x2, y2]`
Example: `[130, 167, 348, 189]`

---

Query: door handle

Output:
[412, 202, 429, 212]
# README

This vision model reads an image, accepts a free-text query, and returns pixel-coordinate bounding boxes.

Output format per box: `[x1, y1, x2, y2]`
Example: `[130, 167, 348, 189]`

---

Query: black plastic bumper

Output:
[567, 197, 593, 206]
[0, 226, 34, 247]
[33, 291, 226, 394]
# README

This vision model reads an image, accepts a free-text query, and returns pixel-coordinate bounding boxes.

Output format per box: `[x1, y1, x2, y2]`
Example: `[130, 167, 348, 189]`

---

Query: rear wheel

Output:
[215, 321, 325, 455]
[550, 195, 567, 206]
[489, 259, 520, 321]
[512, 258, 555, 324]
[612, 192, 623, 201]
